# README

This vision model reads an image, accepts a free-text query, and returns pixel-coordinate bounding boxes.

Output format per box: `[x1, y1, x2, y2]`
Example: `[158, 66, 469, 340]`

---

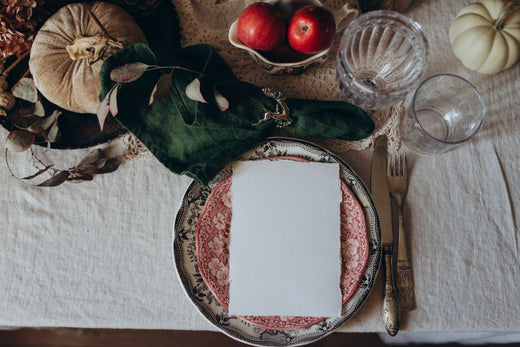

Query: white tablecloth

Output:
[1, 0, 519, 342]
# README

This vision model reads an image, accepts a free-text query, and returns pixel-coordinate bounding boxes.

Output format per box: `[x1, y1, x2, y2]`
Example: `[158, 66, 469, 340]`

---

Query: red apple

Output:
[237, 2, 287, 52]
[288, 5, 336, 54]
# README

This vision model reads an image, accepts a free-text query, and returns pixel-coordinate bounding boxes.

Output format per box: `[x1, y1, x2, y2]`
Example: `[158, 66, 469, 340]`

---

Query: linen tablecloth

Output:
[0, 0, 519, 341]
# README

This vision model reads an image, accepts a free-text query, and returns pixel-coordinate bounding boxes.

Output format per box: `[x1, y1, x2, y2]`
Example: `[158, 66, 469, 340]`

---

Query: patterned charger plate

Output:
[173, 138, 381, 346]
[195, 156, 368, 330]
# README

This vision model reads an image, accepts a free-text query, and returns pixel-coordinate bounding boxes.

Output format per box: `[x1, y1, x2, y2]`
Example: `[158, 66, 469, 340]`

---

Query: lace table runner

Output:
[121, 0, 404, 162]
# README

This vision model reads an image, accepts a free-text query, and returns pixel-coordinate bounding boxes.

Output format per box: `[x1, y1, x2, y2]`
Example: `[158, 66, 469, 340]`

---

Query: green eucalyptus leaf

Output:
[12, 78, 38, 103]
[5, 130, 35, 152]
[110, 62, 150, 83]
[37, 171, 69, 187]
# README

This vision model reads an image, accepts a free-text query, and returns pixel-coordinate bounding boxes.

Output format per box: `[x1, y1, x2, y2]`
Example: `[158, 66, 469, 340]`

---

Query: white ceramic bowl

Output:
[228, 0, 359, 75]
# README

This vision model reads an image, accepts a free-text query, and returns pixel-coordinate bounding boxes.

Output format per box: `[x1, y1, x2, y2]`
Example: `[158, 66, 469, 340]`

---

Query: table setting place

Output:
[0, 0, 519, 346]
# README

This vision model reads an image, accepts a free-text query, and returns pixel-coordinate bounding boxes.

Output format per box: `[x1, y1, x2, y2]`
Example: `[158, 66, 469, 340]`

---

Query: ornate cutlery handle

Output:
[382, 245, 400, 336]
[396, 207, 416, 311]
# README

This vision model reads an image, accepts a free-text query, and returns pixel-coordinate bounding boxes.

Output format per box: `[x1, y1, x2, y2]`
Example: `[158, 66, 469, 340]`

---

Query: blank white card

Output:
[229, 160, 342, 317]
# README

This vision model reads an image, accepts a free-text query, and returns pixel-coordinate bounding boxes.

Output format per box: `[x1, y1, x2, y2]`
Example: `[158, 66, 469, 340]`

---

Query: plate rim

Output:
[173, 137, 382, 346]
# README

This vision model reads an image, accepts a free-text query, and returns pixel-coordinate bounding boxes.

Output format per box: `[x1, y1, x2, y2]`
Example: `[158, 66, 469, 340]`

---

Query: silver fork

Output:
[387, 153, 416, 311]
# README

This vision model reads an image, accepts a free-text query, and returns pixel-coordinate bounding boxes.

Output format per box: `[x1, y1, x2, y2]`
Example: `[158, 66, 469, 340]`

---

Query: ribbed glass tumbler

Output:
[336, 10, 429, 111]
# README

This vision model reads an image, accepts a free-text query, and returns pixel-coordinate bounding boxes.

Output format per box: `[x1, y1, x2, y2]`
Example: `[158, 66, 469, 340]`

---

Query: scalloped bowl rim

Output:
[228, 19, 330, 67]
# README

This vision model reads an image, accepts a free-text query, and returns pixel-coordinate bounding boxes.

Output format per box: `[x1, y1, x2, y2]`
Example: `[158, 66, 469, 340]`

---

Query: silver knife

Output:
[371, 136, 400, 336]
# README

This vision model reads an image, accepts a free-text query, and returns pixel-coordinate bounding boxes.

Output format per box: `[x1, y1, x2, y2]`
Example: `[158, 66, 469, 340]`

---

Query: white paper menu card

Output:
[228, 160, 342, 317]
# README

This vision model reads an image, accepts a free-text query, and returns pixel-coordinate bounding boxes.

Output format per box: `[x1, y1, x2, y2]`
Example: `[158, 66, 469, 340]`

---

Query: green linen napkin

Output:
[99, 44, 374, 185]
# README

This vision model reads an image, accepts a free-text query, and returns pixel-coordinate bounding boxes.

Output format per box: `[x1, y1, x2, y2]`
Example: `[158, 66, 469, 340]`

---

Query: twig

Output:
[88, 9, 123, 49]
[20, 68, 31, 80]
[1, 51, 30, 77]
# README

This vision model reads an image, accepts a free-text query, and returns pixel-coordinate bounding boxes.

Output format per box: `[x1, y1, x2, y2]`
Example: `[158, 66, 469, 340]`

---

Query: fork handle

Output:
[396, 207, 416, 311]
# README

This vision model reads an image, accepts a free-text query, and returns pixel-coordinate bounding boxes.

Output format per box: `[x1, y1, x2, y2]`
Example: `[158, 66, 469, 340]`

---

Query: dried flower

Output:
[0, 0, 45, 58]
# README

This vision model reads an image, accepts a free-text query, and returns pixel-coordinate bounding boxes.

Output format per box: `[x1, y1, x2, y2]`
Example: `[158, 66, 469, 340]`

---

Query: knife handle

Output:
[382, 245, 400, 336]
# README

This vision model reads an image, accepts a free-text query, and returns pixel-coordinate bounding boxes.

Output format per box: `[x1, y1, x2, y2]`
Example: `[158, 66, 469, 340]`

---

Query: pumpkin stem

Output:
[494, 1, 520, 30]
[65, 8, 124, 65]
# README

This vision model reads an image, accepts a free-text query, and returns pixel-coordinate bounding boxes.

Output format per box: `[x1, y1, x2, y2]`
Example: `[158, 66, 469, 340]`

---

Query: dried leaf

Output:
[5, 130, 35, 152]
[185, 78, 207, 104]
[93, 158, 121, 174]
[110, 62, 149, 83]
[33, 100, 45, 117]
[18, 101, 36, 117]
[97, 93, 111, 132]
[25, 110, 61, 134]
[12, 78, 38, 103]
[47, 120, 60, 143]
[109, 84, 120, 117]
[37, 171, 69, 187]
[78, 149, 105, 168]
[149, 73, 173, 105]
[214, 89, 229, 112]
[69, 174, 94, 182]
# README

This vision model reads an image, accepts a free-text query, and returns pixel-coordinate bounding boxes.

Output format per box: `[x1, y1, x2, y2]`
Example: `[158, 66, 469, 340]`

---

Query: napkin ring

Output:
[253, 88, 293, 128]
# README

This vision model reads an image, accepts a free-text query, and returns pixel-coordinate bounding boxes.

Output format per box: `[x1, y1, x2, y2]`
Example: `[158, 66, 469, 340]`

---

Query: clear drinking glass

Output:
[336, 10, 429, 110]
[401, 74, 486, 155]
[190, 0, 249, 31]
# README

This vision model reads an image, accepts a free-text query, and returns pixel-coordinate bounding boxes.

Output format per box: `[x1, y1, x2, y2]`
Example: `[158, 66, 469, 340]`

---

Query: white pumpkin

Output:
[449, 0, 520, 74]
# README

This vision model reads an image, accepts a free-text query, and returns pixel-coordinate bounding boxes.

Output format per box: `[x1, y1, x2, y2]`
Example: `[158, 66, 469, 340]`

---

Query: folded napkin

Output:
[99, 44, 374, 185]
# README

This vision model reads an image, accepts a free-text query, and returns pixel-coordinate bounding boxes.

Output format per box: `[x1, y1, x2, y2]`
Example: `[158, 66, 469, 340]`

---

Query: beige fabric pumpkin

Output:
[29, 2, 148, 114]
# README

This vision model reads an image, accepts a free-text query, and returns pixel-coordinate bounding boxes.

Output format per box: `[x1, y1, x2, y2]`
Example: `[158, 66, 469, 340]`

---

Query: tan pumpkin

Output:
[449, 0, 520, 74]
[29, 2, 147, 114]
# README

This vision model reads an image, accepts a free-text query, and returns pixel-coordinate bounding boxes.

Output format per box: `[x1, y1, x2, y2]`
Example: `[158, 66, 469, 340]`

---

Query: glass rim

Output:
[411, 73, 486, 145]
[338, 10, 429, 98]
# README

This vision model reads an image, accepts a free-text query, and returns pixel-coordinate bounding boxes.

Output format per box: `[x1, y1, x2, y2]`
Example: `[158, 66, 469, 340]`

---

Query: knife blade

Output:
[371, 136, 400, 336]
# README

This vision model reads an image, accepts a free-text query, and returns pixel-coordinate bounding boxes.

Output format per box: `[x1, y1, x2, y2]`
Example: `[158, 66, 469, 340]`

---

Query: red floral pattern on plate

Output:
[196, 158, 368, 330]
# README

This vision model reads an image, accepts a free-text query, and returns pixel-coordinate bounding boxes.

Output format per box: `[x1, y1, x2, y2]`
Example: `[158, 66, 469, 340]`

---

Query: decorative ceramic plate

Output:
[195, 156, 368, 330]
[173, 138, 381, 346]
